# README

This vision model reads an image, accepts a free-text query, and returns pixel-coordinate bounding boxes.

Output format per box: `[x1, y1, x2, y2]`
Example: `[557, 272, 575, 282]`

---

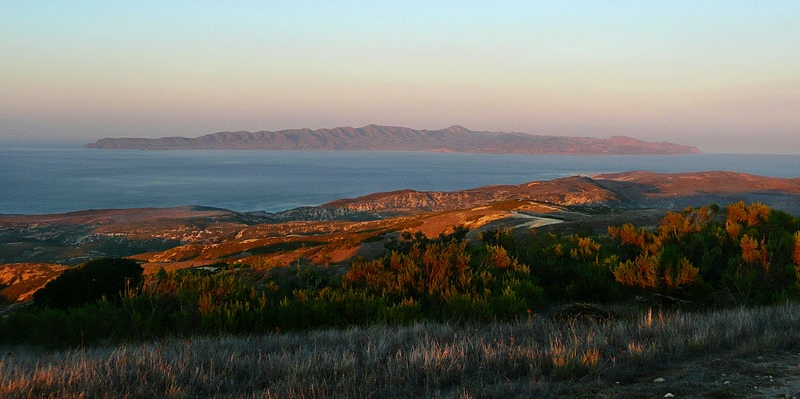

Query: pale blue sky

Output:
[1, 1, 799, 152]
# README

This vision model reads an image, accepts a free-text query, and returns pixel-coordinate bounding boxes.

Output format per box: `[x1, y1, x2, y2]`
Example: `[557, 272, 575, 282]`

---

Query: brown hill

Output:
[86, 124, 700, 155]
[594, 171, 800, 197]
[324, 176, 623, 213]
[325, 171, 800, 214]
[0, 206, 233, 226]
[0, 263, 67, 303]
[594, 171, 800, 212]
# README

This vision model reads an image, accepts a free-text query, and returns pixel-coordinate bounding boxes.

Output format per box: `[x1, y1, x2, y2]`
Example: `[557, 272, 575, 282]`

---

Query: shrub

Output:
[605, 204, 799, 303]
[33, 258, 143, 309]
[515, 232, 621, 302]
[611, 250, 698, 291]
[345, 240, 543, 320]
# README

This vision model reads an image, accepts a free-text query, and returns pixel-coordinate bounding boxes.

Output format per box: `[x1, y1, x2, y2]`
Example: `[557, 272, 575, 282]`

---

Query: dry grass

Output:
[2, 304, 800, 398]
[0, 263, 68, 303]
[131, 201, 556, 273]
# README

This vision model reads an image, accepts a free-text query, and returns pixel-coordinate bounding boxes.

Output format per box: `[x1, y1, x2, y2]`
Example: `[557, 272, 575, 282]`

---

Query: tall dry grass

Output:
[2, 304, 800, 398]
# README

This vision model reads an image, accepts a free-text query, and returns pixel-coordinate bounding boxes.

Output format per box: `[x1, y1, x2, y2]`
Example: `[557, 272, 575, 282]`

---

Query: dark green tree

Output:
[33, 258, 143, 309]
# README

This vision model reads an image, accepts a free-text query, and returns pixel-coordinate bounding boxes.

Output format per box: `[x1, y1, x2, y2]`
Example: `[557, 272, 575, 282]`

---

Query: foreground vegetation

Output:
[1, 202, 799, 347]
[3, 303, 800, 398]
[1, 201, 799, 397]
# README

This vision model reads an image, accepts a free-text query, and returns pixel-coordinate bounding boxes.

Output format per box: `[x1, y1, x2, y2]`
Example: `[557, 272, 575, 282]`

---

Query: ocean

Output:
[2, 147, 799, 215]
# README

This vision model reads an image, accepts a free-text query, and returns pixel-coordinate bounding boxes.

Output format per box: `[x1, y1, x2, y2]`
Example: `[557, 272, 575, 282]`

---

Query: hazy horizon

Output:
[2, 1, 799, 153]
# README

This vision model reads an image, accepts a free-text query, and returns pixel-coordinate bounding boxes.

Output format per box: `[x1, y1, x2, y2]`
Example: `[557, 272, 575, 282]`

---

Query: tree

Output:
[33, 258, 143, 309]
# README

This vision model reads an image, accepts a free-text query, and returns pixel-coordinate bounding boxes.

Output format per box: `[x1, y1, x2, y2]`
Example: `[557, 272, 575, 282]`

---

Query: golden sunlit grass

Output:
[0, 264, 67, 303]
[3, 304, 800, 398]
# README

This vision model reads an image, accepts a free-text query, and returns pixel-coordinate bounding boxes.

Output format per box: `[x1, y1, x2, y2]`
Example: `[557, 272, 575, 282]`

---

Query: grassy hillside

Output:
[3, 304, 800, 398]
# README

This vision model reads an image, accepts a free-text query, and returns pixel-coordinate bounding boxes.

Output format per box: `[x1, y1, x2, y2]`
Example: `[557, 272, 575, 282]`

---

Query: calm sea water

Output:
[1, 147, 799, 215]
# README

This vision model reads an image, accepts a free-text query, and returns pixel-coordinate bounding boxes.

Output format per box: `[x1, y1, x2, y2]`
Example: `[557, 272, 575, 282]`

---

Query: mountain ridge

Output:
[323, 171, 800, 214]
[86, 125, 701, 155]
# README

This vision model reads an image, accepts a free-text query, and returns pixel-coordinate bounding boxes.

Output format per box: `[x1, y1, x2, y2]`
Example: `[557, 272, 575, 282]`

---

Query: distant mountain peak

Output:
[606, 135, 641, 143]
[443, 125, 471, 134]
[86, 124, 701, 155]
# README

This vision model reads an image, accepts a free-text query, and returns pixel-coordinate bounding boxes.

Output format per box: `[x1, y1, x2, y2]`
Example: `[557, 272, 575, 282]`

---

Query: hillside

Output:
[324, 176, 623, 213]
[325, 171, 800, 214]
[0, 263, 67, 303]
[86, 124, 701, 155]
[2, 170, 799, 280]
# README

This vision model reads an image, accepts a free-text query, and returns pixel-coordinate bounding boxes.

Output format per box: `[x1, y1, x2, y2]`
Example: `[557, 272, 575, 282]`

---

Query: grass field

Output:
[3, 304, 800, 398]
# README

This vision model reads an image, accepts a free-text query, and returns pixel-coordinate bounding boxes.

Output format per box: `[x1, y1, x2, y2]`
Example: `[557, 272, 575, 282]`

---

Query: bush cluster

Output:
[606, 203, 799, 304]
[2, 202, 800, 347]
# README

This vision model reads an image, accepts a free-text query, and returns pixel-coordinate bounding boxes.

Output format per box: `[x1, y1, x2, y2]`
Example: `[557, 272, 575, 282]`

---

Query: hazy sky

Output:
[2, 1, 798, 153]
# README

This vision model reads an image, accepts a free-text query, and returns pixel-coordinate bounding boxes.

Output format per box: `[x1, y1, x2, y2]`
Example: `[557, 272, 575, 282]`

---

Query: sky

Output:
[1, 1, 798, 153]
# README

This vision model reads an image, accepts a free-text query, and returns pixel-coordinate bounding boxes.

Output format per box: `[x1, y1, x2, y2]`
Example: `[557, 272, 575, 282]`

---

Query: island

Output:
[86, 124, 701, 155]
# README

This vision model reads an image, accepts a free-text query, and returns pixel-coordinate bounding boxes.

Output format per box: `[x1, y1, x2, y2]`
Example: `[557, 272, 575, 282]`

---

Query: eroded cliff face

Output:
[322, 172, 800, 215]
[86, 124, 701, 155]
[266, 207, 381, 222]
[324, 176, 626, 213]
